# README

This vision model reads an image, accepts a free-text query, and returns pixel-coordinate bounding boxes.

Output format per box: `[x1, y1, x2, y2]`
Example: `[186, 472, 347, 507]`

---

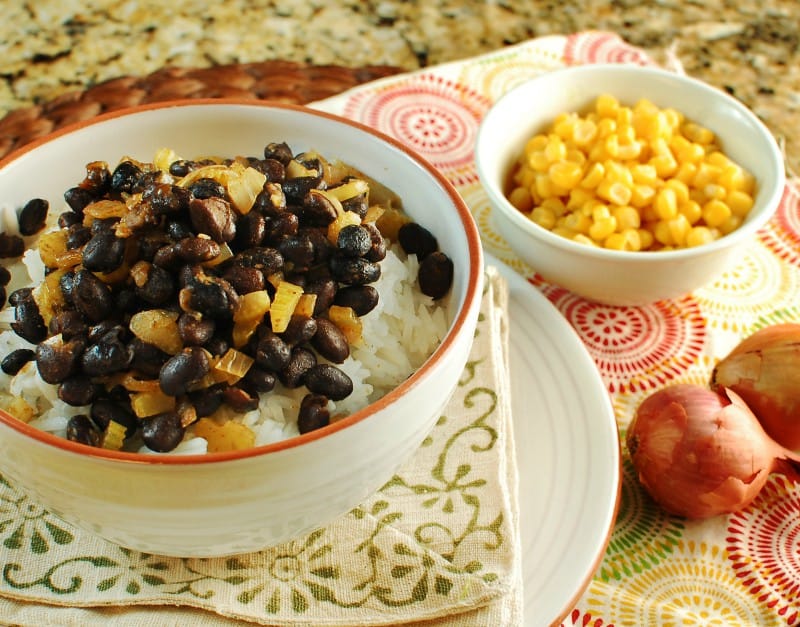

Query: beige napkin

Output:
[0, 267, 521, 626]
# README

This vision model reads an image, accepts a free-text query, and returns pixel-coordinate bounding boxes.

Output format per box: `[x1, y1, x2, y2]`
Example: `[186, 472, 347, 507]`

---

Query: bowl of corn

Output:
[475, 63, 785, 305]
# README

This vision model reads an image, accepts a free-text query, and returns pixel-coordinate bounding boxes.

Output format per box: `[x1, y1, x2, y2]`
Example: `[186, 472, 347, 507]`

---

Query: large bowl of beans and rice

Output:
[0, 100, 483, 556]
[476, 64, 784, 305]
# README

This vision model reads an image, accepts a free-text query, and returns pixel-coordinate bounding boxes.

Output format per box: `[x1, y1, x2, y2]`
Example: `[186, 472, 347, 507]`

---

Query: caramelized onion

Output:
[626, 384, 800, 519]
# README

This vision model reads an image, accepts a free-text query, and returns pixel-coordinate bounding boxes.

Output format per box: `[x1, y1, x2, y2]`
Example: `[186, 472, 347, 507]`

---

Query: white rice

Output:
[0, 237, 450, 455]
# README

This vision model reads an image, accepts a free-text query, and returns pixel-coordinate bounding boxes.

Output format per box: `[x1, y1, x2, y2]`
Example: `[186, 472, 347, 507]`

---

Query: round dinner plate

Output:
[487, 253, 621, 626]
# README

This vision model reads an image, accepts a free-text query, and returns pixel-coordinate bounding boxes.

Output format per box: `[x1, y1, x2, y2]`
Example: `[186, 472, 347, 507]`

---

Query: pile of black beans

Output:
[0, 142, 454, 453]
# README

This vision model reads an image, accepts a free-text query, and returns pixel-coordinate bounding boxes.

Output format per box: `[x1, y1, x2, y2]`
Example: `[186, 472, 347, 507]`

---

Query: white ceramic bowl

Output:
[476, 64, 785, 305]
[0, 100, 483, 557]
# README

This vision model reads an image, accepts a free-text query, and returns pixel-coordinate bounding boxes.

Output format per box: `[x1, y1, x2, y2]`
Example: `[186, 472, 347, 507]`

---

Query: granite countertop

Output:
[1, 1, 798, 174]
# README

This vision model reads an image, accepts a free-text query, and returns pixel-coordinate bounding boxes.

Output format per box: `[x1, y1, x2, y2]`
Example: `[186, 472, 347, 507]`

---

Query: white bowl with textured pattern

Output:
[476, 64, 784, 305]
[0, 100, 483, 557]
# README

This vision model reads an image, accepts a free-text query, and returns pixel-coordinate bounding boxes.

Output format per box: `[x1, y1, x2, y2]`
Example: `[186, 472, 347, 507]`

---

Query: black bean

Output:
[305, 278, 337, 316]
[169, 160, 193, 177]
[90, 217, 117, 235]
[334, 285, 379, 316]
[174, 236, 221, 263]
[114, 288, 140, 314]
[300, 189, 339, 225]
[0, 266, 10, 287]
[152, 243, 181, 269]
[255, 331, 291, 372]
[81, 332, 133, 377]
[178, 313, 215, 346]
[264, 141, 293, 165]
[188, 178, 227, 200]
[303, 227, 334, 265]
[35, 336, 85, 384]
[418, 251, 454, 299]
[135, 263, 175, 305]
[189, 197, 236, 243]
[278, 234, 315, 270]
[141, 411, 185, 452]
[310, 318, 350, 363]
[241, 366, 276, 394]
[80, 161, 111, 195]
[72, 269, 113, 322]
[63, 186, 95, 215]
[166, 220, 194, 241]
[398, 222, 438, 260]
[253, 158, 286, 182]
[11, 296, 47, 343]
[253, 182, 287, 217]
[48, 310, 88, 341]
[263, 212, 299, 245]
[159, 347, 211, 396]
[280, 314, 317, 346]
[1, 348, 35, 375]
[184, 276, 239, 319]
[304, 363, 353, 401]
[0, 233, 24, 258]
[297, 393, 330, 434]
[362, 223, 387, 262]
[341, 194, 368, 219]
[66, 414, 100, 447]
[203, 336, 229, 358]
[232, 247, 284, 276]
[188, 384, 225, 417]
[0, 286, 4, 309]
[58, 375, 99, 406]
[222, 265, 264, 295]
[66, 224, 92, 249]
[222, 385, 259, 413]
[145, 183, 191, 215]
[129, 339, 170, 377]
[336, 224, 372, 258]
[17, 198, 49, 236]
[8, 287, 32, 306]
[110, 161, 143, 194]
[329, 256, 381, 286]
[234, 211, 266, 250]
[279, 346, 316, 388]
[58, 211, 82, 228]
[82, 231, 126, 272]
[91, 398, 137, 435]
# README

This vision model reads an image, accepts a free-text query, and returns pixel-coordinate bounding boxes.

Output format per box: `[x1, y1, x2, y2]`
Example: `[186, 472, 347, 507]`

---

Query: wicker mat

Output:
[0, 61, 406, 159]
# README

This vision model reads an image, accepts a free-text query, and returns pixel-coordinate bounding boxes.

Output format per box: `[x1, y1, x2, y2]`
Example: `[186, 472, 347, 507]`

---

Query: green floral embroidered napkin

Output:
[0, 267, 521, 626]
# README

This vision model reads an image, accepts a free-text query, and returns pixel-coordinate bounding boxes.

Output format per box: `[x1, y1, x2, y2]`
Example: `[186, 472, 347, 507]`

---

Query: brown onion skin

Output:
[626, 384, 782, 519]
[710, 323, 800, 452]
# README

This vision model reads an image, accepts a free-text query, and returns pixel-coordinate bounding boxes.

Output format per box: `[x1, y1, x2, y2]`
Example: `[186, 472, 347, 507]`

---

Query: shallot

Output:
[711, 323, 800, 452]
[626, 383, 800, 519]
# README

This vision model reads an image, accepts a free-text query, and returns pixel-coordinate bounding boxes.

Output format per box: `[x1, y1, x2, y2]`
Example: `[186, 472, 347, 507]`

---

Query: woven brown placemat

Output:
[0, 61, 406, 159]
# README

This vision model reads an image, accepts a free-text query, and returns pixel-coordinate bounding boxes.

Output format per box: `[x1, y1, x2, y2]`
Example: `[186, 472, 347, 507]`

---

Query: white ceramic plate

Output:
[487, 254, 621, 626]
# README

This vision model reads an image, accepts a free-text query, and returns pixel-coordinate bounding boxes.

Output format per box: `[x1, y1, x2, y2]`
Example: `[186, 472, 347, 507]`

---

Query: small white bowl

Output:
[0, 100, 483, 556]
[476, 64, 785, 305]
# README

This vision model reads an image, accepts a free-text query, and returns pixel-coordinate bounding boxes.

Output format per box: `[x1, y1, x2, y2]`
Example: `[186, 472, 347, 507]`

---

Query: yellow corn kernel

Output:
[552, 226, 577, 240]
[650, 153, 678, 178]
[604, 134, 620, 158]
[693, 163, 722, 188]
[604, 160, 635, 187]
[706, 150, 732, 168]
[655, 188, 678, 220]
[675, 161, 698, 185]
[572, 119, 598, 146]
[589, 216, 618, 241]
[667, 213, 691, 246]
[563, 211, 591, 234]
[650, 137, 671, 157]
[679, 200, 703, 224]
[566, 148, 587, 167]
[597, 180, 632, 206]
[530, 206, 557, 230]
[663, 108, 684, 130]
[596, 94, 620, 118]
[541, 196, 568, 217]
[528, 150, 550, 172]
[630, 184, 657, 209]
[597, 118, 617, 138]
[727, 190, 754, 216]
[683, 122, 715, 145]
[616, 141, 641, 160]
[665, 178, 690, 204]
[580, 162, 606, 189]
[573, 233, 598, 247]
[630, 163, 658, 185]
[718, 164, 747, 191]
[637, 227, 655, 250]
[545, 136, 567, 162]
[703, 184, 727, 201]
[612, 205, 641, 230]
[719, 214, 743, 235]
[604, 228, 641, 251]
[548, 161, 584, 189]
[653, 220, 674, 246]
[702, 199, 732, 228]
[515, 165, 535, 188]
[686, 226, 716, 247]
[553, 113, 577, 139]
[524, 134, 549, 154]
[508, 186, 533, 212]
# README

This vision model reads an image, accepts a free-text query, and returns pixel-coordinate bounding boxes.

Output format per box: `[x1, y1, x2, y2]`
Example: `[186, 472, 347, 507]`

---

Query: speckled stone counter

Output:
[1, 1, 798, 173]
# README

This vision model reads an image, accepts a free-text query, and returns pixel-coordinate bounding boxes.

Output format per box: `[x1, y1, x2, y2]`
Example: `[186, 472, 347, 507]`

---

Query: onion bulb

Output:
[626, 384, 800, 519]
[711, 323, 800, 452]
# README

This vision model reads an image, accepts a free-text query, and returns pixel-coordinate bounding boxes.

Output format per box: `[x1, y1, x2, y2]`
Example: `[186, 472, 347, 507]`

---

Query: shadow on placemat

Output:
[0, 61, 406, 159]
